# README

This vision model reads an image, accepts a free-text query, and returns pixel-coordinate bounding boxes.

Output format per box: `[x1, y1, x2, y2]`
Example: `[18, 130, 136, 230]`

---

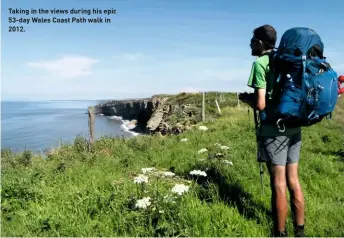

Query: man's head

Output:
[250, 24, 277, 56]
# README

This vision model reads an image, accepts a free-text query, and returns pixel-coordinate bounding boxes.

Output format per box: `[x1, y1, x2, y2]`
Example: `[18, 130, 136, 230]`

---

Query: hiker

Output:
[242, 24, 305, 237]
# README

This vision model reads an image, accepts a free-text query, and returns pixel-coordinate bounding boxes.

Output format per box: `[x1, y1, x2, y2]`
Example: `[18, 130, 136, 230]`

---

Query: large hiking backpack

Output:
[269, 27, 339, 131]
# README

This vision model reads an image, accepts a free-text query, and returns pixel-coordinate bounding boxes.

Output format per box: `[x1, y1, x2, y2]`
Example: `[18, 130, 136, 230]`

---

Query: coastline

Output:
[105, 114, 140, 137]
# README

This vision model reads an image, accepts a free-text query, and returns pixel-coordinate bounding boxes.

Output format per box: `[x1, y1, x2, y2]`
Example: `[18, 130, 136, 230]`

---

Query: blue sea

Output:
[1, 100, 137, 153]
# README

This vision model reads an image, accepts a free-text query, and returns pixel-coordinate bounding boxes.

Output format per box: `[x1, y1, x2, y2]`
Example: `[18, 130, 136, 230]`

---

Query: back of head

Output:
[253, 25, 277, 50]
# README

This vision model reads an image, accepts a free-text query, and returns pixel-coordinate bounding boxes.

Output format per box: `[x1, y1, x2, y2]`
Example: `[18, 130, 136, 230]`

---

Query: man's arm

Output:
[245, 61, 267, 111]
[256, 88, 266, 111]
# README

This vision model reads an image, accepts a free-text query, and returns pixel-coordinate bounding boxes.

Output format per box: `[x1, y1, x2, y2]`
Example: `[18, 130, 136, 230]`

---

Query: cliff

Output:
[93, 97, 166, 133]
[93, 92, 237, 135]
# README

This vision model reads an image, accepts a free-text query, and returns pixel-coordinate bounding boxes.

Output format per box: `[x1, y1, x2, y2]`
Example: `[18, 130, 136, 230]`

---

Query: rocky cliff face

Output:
[94, 97, 169, 133]
[93, 94, 201, 135]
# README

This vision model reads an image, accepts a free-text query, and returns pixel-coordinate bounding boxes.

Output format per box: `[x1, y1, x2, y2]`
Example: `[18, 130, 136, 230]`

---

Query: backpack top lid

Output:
[277, 27, 324, 57]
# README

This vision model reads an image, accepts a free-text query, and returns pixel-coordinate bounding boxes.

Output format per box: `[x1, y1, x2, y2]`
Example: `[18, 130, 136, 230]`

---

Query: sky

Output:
[1, 0, 344, 101]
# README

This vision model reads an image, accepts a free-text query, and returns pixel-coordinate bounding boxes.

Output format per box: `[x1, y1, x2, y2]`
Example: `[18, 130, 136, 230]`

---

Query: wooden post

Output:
[88, 106, 95, 144]
[237, 92, 240, 108]
[202, 92, 205, 121]
[215, 99, 221, 115]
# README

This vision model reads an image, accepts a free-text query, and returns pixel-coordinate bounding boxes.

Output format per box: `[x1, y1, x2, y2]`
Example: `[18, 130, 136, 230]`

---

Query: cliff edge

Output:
[93, 92, 237, 135]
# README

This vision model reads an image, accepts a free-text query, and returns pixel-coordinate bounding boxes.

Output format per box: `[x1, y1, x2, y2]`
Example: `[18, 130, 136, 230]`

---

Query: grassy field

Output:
[1, 94, 343, 237]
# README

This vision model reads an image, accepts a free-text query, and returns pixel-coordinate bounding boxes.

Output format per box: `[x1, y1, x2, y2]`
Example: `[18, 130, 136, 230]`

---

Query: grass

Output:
[1, 95, 344, 237]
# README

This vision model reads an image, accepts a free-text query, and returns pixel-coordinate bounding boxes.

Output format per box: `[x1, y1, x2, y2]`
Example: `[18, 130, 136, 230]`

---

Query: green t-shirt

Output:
[247, 54, 301, 137]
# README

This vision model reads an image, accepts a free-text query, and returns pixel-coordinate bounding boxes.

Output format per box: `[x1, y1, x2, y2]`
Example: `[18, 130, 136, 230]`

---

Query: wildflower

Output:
[135, 197, 151, 209]
[134, 174, 148, 184]
[189, 170, 207, 177]
[198, 158, 206, 162]
[220, 145, 230, 150]
[180, 138, 188, 142]
[198, 148, 208, 154]
[199, 126, 208, 131]
[216, 153, 223, 156]
[214, 143, 221, 146]
[163, 171, 175, 177]
[223, 160, 233, 165]
[141, 167, 155, 174]
[172, 184, 190, 196]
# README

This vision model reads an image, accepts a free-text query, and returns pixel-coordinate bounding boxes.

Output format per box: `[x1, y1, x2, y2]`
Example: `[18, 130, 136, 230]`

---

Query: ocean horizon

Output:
[1, 100, 138, 154]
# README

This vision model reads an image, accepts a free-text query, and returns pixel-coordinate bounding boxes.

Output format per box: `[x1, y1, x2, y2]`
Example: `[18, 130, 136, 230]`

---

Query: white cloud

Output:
[4, 54, 253, 100]
[27, 56, 98, 79]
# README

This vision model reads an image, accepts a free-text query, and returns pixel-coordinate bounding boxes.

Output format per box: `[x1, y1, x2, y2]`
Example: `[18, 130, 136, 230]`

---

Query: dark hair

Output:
[253, 24, 277, 50]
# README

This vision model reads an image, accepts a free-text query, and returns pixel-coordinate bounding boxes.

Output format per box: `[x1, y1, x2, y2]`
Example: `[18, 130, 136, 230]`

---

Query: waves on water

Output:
[107, 115, 140, 136]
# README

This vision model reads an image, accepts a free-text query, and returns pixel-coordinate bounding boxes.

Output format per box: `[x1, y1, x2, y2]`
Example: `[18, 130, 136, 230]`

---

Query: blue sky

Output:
[2, 0, 344, 100]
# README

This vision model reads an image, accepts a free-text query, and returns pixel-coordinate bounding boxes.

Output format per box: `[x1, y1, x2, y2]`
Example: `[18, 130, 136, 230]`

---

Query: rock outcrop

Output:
[94, 97, 166, 133]
[93, 94, 202, 135]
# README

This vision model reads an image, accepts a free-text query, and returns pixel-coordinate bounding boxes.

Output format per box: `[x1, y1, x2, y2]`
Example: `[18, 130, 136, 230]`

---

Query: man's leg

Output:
[286, 132, 305, 236]
[263, 136, 290, 235]
[268, 163, 288, 233]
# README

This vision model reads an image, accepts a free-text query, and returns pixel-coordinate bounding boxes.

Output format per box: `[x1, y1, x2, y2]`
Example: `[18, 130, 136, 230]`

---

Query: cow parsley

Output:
[141, 167, 156, 174]
[198, 148, 208, 154]
[189, 170, 207, 177]
[199, 126, 208, 131]
[134, 174, 148, 184]
[135, 197, 151, 209]
[172, 184, 189, 196]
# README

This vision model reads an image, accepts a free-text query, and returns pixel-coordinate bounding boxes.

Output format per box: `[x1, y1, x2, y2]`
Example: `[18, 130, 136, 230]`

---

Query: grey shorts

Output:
[259, 132, 302, 166]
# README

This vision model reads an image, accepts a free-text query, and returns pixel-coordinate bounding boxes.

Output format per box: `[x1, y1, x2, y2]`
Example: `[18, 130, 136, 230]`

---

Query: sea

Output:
[1, 100, 138, 154]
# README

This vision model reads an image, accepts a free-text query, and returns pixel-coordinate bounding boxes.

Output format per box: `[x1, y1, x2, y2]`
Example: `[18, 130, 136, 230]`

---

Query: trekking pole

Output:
[253, 109, 264, 195]
[259, 161, 264, 195]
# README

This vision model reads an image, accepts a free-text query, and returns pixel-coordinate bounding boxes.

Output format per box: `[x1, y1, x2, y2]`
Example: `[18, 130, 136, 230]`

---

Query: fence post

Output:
[215, 99, 221, 115]
[88, 106, 95, 144]
[202, 92, 205, 121]
[237, 92, 240, 108]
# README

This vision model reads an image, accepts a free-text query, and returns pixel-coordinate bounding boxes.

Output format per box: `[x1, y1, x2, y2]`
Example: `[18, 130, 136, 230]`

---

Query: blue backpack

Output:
[268, 27, 339, 132]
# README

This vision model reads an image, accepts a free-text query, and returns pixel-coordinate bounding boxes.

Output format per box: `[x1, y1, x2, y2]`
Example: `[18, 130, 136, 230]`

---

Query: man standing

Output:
[244, 24, 305, 237]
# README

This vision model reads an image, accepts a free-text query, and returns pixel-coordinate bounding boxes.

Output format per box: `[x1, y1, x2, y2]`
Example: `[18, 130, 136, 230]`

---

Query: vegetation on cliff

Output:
[1, 94, 344, 237]
[94, 92, 240, 134]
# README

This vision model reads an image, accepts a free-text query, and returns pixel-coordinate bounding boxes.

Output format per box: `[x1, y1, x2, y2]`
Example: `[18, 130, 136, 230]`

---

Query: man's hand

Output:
[238, 92, 256, 108]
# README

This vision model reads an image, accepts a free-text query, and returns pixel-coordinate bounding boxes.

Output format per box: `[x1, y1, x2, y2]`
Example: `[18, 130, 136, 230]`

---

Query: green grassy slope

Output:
[1, 94, 343, 237]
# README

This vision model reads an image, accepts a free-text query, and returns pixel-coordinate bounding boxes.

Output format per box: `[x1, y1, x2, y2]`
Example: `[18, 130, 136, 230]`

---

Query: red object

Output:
[338, 76, 344, 94]
[339, 75, 344, 83]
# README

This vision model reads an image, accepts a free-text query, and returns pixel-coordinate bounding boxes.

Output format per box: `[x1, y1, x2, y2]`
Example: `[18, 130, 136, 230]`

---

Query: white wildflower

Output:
[220, 145, 230, 150]
[172, 184, 190, 196]
[189, 170, 207, 177]
[216, 153, 223, 156]
[134, 174, 148, 184]
[135, 197, 151, 209]
[198, 148, 208, 154]
[163, 171, 175, 177]
[180, 138, 188, 142]
[214, 143, 221, 146]
[141, 167, 156, 174]
[223, 160, 233, 165]
[199, 126, 208, 131]
[198, 158, 206, 162]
